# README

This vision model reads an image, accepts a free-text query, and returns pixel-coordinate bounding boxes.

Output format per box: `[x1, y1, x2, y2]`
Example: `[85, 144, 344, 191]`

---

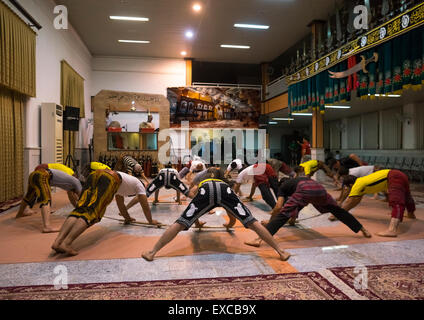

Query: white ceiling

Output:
[58, 0, 337, 63]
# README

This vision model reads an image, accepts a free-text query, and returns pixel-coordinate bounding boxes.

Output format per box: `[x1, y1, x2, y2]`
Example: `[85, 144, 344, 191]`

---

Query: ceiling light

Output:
[387, 94, 401, 97]
[220, 44, 250, 49]
[192, 3, 202, 12]
[272, 118, 294, 121]
[292, 113, 313, 116]
[185, 30, 194, 39]
[234, 23, 270, 30]
[118, 40, 150, 44]
[110, 16, 149, 22]
[180, 51, 187, 56]
[325, 106, 351, 109]
[269, 122, 278, 125]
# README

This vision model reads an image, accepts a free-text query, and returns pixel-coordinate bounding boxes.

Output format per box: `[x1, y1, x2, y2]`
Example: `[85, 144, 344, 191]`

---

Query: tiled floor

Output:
[1, 180, 424, 295]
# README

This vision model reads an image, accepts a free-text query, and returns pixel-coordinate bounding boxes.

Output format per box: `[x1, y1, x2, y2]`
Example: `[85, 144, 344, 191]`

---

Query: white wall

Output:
[11, 0, 93, 152]
[91, 56, 186, 97]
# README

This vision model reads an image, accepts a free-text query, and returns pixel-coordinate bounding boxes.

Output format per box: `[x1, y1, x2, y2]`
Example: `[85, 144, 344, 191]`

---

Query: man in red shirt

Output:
[248, 163, 279, 209]
[299, 138, 311, 163]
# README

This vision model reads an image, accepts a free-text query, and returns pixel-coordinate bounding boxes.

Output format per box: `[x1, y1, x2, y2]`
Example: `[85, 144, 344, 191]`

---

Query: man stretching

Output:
[16, 166, 82, 233]
[142, 168, 292, 262]
[340, 169, 416, 237]
[52, 169, 160, 256]
[245, 177, 371, 248]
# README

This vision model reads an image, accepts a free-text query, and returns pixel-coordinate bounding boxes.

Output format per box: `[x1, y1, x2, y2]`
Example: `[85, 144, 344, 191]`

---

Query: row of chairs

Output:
[361, 155, 424, 182]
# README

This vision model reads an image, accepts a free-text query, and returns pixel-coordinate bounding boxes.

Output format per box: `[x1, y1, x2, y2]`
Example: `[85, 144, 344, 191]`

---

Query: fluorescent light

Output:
[220, 44, 250, 49]
[292, 113, 313, 116]
[234, 23, 269, 30]
[372, 94, 401, 98]
[325, 106, 351, 109]
[118, 40, 150, 44]
[272, 118, 294, 121]
[268, 122, 278, 125]
[185, 30, 194, 39]
[180, 51, 187, 56]
[110, 16, 149, 22]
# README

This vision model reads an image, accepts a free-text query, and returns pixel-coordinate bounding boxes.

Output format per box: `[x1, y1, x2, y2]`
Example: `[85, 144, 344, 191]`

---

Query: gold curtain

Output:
[61, 60, 85, 164]
[0, 86, 24, 202]
[0, 1, 36, 97]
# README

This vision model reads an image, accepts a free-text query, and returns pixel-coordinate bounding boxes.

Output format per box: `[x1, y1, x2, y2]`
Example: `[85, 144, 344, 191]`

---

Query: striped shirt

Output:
[122, 156, 142, 175]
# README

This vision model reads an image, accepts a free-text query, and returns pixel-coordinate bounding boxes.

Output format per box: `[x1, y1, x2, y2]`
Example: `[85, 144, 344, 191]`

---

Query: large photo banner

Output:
[167, 86, 261, 129]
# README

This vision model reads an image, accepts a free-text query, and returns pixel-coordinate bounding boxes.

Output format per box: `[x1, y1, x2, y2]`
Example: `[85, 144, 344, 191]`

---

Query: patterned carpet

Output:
[0, 273, 349, 300]
[330, 263, 424, 300]
[0, 198, 21, 213]
[1, 264, 423, 300]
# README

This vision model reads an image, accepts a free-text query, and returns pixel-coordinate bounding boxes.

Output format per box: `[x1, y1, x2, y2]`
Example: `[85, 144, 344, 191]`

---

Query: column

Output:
[185, 58, 193, 86]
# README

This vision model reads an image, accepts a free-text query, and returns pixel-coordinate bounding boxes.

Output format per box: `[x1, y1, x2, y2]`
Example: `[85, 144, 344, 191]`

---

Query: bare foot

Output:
[42, 227, 60, 233]
[376, 229, 397, 237]
[279, 251, 291, 261]
[261, 220, 270, 226]
[244, 239, 262, 248]
[361, 228, 372, 238]
[58, 244, 79, 256]
[243, 197, 254, 202]
[195, 221, 207, 230]
[16, 209, 37, 218]
[407, 212, 416, 219]
[142, 251, 154, 261]
[328, 215, 338, 221]
[288, 217, 297, 226]
[152, 200, 159, 206]
[51, 243, 66, 254]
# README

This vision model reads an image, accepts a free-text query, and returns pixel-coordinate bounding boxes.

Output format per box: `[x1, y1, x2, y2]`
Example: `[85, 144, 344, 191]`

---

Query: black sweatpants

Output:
[146, 169, 189, 197]
[176, 180, 257, 230]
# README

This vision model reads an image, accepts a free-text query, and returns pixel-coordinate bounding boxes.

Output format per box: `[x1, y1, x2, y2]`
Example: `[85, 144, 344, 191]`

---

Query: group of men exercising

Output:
[16, 151, 417, 262]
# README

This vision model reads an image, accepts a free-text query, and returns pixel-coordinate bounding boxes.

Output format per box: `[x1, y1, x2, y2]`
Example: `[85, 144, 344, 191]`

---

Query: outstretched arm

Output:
[270, 197, 285, 217]
[115, 195, 136, 224]
[138, 194, 159, 225]
[67, 191, 79, 207]
[342, 196, 363, 212]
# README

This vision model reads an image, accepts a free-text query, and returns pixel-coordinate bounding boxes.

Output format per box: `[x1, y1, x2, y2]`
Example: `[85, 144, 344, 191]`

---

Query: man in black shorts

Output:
[142, 168, 291, 262]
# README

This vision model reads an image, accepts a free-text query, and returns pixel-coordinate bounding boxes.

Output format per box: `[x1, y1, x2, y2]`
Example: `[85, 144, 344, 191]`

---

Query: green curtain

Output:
[0, 85, 24, 202]
[0, 0, 36, 97]
[289, 25, 424, 114]
[61, 60, 85, 166]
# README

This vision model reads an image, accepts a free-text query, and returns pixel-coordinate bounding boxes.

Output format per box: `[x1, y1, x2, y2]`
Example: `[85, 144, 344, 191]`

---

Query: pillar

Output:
[185, 58, 193, 86]
[311, 107, 325, 161]
[402, 103, 417, 150]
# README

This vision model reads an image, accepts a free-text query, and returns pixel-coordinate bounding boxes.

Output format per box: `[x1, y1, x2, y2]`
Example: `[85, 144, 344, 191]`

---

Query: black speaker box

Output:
[63, 106, 80, 131]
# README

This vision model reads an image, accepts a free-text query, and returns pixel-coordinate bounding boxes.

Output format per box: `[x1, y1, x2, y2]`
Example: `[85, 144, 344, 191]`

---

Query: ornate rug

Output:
[0, 273, 350, 300]
[330, 263, 424, 300]
[0, 198, 21, 213]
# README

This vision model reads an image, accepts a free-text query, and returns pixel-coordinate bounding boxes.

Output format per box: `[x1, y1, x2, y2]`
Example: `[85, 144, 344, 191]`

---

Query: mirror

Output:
[108, 132, 158, 151]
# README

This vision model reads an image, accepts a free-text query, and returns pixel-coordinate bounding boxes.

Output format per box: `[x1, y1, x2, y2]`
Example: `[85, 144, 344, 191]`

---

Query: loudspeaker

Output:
[63, 106, 80, 131]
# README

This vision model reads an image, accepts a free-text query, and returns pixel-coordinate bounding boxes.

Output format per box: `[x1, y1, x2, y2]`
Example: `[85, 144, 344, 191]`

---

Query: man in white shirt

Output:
[224, 159, 244, 177]
[52, 169, 159, 256]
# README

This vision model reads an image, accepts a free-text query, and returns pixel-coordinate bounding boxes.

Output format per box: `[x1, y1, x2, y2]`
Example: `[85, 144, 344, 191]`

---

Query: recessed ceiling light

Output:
[234, 23, 270, 30]
[292, 113, 313, 116]
[185, 30, 194, 39]
[181, 51, 187, 56]
[110, 16, 149, 22]
[220, 44, 250, 49]
[325, 106, 351, 109]
[192, 3, 202, 12]
[118, 40, 150, 43]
